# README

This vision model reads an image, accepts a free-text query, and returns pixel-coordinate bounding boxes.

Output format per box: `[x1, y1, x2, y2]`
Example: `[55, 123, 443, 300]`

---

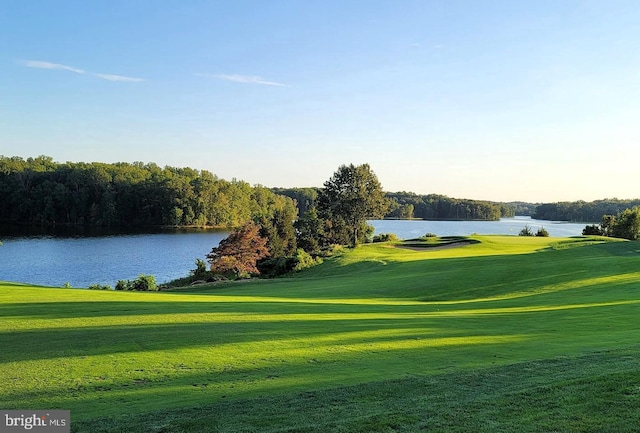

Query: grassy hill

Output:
[1, 235, 639, 432]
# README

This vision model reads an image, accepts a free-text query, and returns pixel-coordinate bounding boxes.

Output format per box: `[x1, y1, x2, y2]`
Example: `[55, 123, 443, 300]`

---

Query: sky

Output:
[2, 0, 639, 203]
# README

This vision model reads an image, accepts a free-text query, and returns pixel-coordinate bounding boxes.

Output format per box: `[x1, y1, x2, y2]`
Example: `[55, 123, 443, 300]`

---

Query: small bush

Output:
[230, 270, 252, 280]
[536, 227, 550, 237]
[257, 256, 296, 277]
[519, 225, 534, 236]
[115, 275, 158, 291]
[416, 233, 439, 242]
[583, 224, 603, 236]
[257, 249, 323, 277]
[160, 258, 218, 288]
[191, 258, 208, 276]
[293, 249, 322, 272]
[372, 233, 399, 243]
[88, 283, 112, 290]
[115, 280, 129, 291]
[132, 274, 157, 291]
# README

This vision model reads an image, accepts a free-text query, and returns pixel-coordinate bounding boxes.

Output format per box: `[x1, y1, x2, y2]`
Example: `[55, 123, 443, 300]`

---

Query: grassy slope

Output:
[1, 235, 639, 432]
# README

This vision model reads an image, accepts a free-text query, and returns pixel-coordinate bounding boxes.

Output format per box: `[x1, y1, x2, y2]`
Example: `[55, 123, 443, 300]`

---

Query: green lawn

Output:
[1, 235, 639, 432]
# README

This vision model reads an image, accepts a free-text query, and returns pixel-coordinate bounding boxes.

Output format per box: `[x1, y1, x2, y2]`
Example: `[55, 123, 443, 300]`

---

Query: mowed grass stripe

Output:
[72, 348, 640, 433]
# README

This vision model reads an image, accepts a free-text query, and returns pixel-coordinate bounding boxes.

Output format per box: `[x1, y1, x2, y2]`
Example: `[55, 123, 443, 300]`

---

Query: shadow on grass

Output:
[0, 307, 526, 363]
[2, 239, 639, 366]
[1, 330, 526, 407]
[66, 347, 640, 432]
[2, 290, 638, 365]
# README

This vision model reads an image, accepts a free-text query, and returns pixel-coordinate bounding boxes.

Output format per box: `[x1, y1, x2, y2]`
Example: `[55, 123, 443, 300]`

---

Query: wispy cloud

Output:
[93, 73, 144, 82]
[197, 73, 286, 87]
[22, 60, 85, 74]
[20, 59, 144, 83]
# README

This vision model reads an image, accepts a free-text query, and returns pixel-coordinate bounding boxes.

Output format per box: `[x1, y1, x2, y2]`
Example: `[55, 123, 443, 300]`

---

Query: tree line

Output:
[274, 189, 515, 221]
[0, 155, 297, 229]
[1, 155, 518, 230]
[533, 199, 640, 222]
[385, 192, 514, 220]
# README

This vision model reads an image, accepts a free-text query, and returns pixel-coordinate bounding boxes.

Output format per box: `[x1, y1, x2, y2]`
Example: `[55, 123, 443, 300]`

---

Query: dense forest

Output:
[533, 199, 640, 222]
[0, 156, 520, 229]
[7, 156, 638, 230]
[0, 155, 297, 228]
[384, 192, 514, 220]
[275, 188, 515, 221]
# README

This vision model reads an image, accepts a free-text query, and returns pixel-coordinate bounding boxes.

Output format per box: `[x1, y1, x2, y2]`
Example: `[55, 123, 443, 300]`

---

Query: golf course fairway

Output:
[1, 235, 639, 432]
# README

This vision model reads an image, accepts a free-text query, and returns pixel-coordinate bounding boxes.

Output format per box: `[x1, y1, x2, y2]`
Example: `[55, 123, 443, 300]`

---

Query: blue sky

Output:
[2, 0, 639, 202]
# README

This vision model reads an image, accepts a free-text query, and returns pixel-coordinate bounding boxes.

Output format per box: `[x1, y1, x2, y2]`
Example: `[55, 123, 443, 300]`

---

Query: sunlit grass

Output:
[1, 235, 639, 431]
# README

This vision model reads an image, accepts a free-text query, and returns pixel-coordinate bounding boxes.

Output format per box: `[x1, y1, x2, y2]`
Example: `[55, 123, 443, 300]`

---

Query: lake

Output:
[370, 216, 588, 239]
[0, 217, 589, 288]
[0, 228, 229, 289]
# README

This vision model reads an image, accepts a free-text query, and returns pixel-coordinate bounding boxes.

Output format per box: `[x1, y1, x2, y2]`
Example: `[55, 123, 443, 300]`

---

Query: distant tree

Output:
[397, 204, 414, 219]
[207, 222, 270, 278]
[500, 205, 516, 218]
[519, 225, 534, 236]
[271, 187, 319, 217]
[317, 164, 390, 246]
[535, 227, 549, 237]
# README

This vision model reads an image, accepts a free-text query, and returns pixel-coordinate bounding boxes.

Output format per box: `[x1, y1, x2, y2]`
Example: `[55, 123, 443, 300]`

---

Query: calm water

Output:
[0, 217, 588, 288]
[370, 216, 589, 239]
[0, 229, 229, 288]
